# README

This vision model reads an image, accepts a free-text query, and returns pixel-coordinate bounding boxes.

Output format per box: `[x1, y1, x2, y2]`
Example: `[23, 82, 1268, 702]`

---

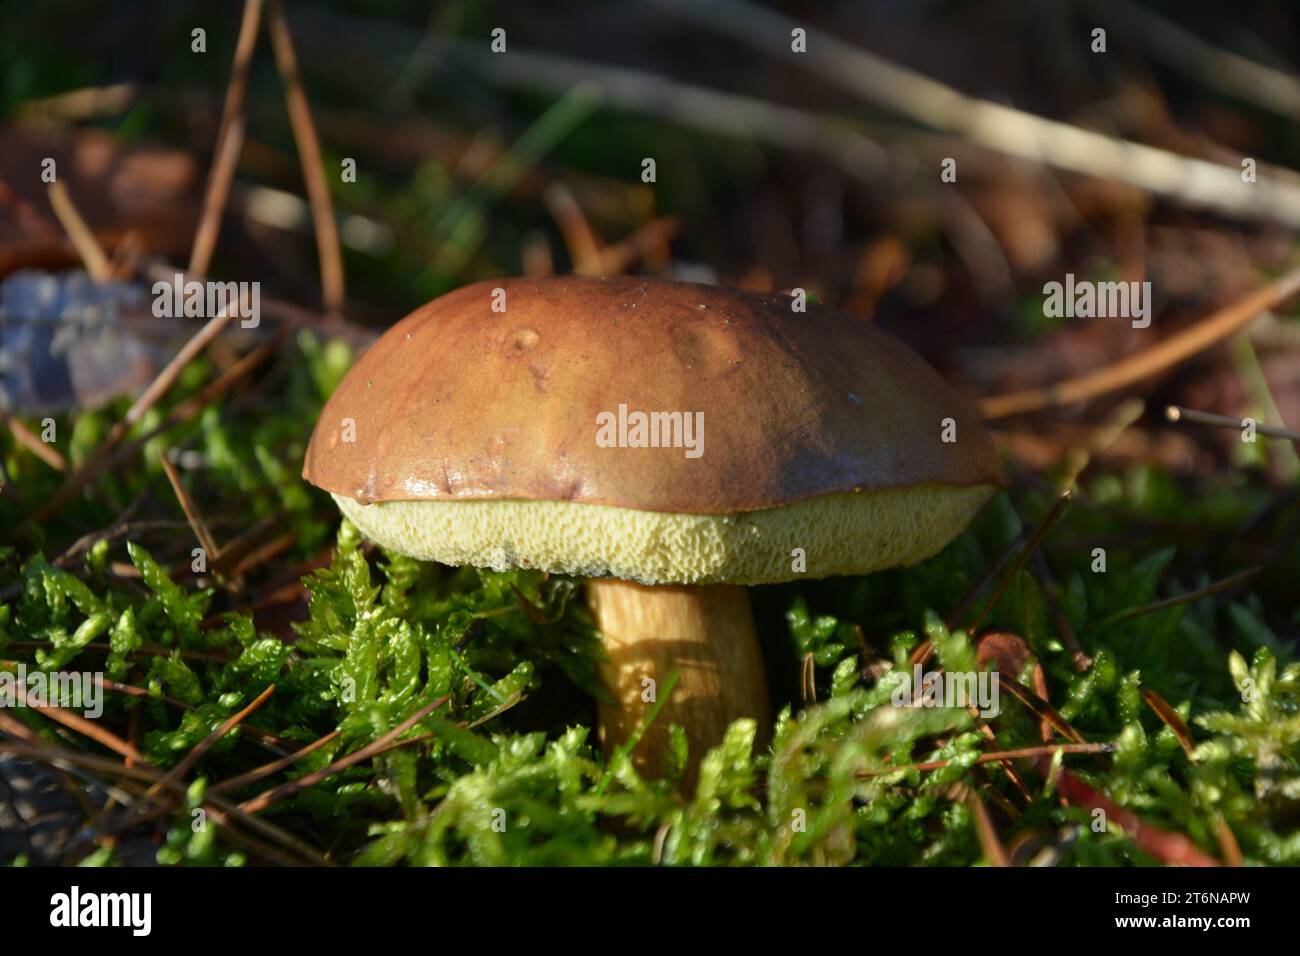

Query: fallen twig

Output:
[46, 181, 110, 281]
[189, 0, 264, 279]
[980, 271, 1300, 418]
[240, 695, 448, 814]
[857, 741, 1112, 777]
[1166, 404, 1300, 444]
[268, 0, 345, 314]
[159, 451, 220, 563]
[655, 0, 1300, 229]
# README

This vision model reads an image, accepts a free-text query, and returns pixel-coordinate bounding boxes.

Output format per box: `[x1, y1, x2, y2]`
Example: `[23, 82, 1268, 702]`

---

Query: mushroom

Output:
[303, 276, 1003, 781]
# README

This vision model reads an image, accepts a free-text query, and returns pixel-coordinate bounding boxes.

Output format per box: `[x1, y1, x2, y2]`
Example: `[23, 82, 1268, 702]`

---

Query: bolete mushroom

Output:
[303, 276, 1003, 780]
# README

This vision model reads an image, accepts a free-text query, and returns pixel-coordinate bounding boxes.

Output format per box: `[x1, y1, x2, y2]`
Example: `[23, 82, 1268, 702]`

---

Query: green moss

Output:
[2, 334, 1297, 867]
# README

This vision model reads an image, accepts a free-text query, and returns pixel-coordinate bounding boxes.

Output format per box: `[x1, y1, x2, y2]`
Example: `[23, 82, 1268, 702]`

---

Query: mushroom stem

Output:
[586, 579, 770, 784]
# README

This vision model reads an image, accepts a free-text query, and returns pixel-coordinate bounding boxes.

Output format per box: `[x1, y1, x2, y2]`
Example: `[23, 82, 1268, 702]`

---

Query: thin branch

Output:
[962, 786, 1010, 867]
[980, 270, 1300, 418]
[1087, 565, 1263, 633]
[856, 741, 1112, 777]
[910, 488, 1072, 667]
[1166, 404, 1300, 444]
[653, 0, 1300, 229]
[240, 695, 448, 814]
[544, 182, 605, 275]
[145, 684, 276, 802]
[159, 451, 220, 562]
[437, 38, 891, 185]
[4, 415, 67, 471]
[46, 181, 110, 281]
[189, 0, 265, 278]
[18, 685, 146, 763]
[966, 490, 1073, 637]
[268, 0, 345, 314]
[209, 729, 340, 795]
[1094, 0, 1300, 125]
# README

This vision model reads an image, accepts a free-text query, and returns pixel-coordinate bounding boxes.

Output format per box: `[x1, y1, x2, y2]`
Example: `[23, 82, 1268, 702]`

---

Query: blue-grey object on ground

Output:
[0, 269, 170, 415]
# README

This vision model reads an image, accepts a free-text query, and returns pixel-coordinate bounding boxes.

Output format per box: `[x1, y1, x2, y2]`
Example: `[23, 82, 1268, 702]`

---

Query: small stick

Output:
[144, 684, 276, 802]
[964, 490, 1073, 637]
[98, 677, 289, 753]
[46, 181, 110, 281]
[223, 531, 295, 578]
[51, 498, 152, 567]
[446, 38, 891, 190]
[1013, 466, 1100, 671]
[4, 415, 67, 471]
[145, 262, 375, 348]
[1060, 398, 1146, 492]
[999, 675, 1087, 744]
[124, 705, 141, 771]
[1030, 552, 1090, 671]
[599, 217, 681, 275]
[189, 0, 265, 279]
[348, 731, 435, 760]
[1088, 565, 1263, 633]
[268, 0, 345, 314]
[545, 182, 605, 274]
[159, 451, 220, 562]
[240, 695, 448, 814]
[1141, 689, 1197, 758]
[121, 294, 248, 427]
[521, 231, 554, 276]
[15, 82, 139, 124]
[18, 684, 146, 764]
[0, 707, 46, 744]
[942, 533, 1020, 634]
[655, 0, 1300, 229]
[1096, 0, 1300, 124]
[857, 741, 1112, 777]
[800, 651, 817, 704]
[963, 786, 1010, 867]
[109, 328, 287, 466]
[107, 229, 145, 282]
[980, 271, 1300, 418]
[972, 721, 1033, 801]
[0, 740, 146, 831]
[204, 513, 280, 570]
[1166, 404, 1300, 444]
[209, 730, 341, 795]
[1216, 817, 1245, 867]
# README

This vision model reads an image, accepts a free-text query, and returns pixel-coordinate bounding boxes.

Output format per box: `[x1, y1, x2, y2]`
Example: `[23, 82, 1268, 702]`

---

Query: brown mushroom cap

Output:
[304, 276, 1003, 584]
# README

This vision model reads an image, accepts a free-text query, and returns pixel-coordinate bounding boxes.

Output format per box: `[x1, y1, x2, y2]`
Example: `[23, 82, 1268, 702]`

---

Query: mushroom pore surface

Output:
[331, 484, 994, 585]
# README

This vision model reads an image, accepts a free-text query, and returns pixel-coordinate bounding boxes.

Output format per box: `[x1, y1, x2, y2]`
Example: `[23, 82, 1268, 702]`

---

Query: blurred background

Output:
[6, 1, 1300, 470]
